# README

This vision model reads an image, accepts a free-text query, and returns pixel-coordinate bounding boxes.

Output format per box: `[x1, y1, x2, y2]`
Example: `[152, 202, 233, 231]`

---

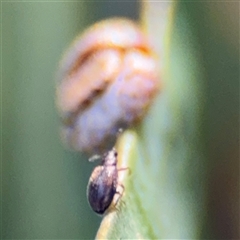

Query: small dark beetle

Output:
[87, 148, 124, 214]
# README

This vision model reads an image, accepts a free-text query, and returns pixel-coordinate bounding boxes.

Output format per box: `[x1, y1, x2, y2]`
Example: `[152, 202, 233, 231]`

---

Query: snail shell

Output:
[56, 18, 160, 154]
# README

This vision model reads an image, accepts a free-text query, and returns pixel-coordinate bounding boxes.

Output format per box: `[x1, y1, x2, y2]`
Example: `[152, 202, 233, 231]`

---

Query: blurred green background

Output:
[2, 1, 139, 239]
[2, 1, 239, 239]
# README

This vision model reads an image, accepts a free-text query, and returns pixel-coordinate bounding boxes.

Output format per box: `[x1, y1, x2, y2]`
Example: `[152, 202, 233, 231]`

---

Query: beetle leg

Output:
[117, 167, 131, 175]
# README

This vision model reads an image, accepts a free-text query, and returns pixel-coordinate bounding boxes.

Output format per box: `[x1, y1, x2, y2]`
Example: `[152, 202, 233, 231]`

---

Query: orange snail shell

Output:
[56, 18, 160, 154]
